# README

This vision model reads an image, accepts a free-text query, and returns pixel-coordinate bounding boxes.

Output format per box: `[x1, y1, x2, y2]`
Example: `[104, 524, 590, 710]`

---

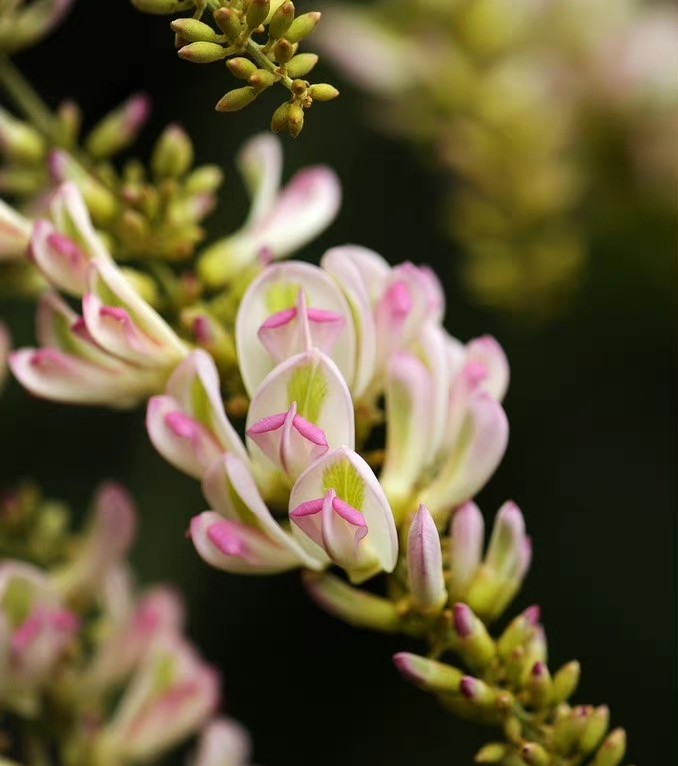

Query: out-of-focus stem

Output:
[0, 54, 59, 141]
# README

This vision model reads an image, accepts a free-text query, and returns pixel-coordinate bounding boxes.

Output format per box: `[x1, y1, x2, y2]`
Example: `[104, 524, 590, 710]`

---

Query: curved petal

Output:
[190, 512, 304, 574]
[420, 393, 509, 518]
[10, 347, 155, 408]
[49, 182, 110, 261]
[237, 132, 283, 226]
[0, 198, 31, 260]
[147, 396, 225, 480]
[28, 219, 90, 296]
[466, 335, 510, 402]
[201, 454, 322, 568]
[165, 351, 249, 464]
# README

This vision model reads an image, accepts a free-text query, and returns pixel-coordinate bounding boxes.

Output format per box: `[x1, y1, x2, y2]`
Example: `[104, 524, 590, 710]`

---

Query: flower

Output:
[448, 501, 532, 622]
[0, 561, 80, 712]
[11, 185, 188, 407]
[198, 133, 341, 288]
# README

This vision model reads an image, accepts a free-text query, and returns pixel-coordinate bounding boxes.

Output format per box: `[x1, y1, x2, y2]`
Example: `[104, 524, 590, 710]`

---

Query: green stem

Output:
[0, 54, 59, 141]
[245, 39, 294, 90]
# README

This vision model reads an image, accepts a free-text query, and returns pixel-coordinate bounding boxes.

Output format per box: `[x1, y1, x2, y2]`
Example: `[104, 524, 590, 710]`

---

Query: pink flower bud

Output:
[406, 505, 447, 614]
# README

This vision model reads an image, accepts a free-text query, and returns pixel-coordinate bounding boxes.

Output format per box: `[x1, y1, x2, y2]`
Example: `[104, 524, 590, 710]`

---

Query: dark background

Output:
[1, 2, 676, 763]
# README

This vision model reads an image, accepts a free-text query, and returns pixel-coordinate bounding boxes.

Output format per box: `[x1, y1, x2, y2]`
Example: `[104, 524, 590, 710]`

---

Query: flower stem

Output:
[0, 54, 59, 141]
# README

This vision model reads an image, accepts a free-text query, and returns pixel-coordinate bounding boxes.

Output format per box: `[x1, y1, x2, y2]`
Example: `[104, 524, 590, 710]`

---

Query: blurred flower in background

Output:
[318, 0, 678, 318]
[0, 481, 254, 766]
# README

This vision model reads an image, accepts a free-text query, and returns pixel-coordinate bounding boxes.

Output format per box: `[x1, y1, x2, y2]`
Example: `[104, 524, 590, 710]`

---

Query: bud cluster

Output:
[133, 0, 339, 136]
[0, 482, 253, 766]
[0, 97, 223, 264]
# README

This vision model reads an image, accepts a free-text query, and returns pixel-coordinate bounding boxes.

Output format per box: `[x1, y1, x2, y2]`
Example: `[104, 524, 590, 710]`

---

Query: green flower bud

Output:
[285, 11, 321, 43]
[589, 728, 626, 766]
[474, 743, 508, 764]
[215, 86, 258, 112]
[84, 94, 151, 160]
[56, 101, 82, 147]
[0, 108, 45, 164]
[286, 53, 318, 78]
[393, 653, 464, 694]
[308, 83, 339, 102]
[273, 38, 294, 64]
[452, 603, 496, 673]
[170, 18, 219, 43]
[131, 0, 193, 14]
[246, 0, 270, 30]
[303, 571, 405, 633]
[287, 103, 304, 138]
[269, 1, 295, 41]
[249, 69, 278, 90]
[270, 102, 291, 134]
[185, 165, 224, 195]
[213, 8, 242, 40]
[579, 706, 610, 755]
[178, 41, 227, 64]
[152, 125, 194, 179]
[551, 660, 580, 704]
[227, 57, 258, 80]
[553, 706, 590, 755]
[520, 743, 549, 766]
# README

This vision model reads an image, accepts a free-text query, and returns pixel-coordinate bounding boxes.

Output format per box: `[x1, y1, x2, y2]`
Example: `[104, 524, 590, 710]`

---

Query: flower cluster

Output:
[5, 132, 339, 404]
[0, 483, 253, 766]
[318, 0, 678, 318]
[133, 0, 339, 136]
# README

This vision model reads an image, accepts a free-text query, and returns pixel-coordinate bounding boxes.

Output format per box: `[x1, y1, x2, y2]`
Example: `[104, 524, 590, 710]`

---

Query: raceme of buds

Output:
[0, 0, 75, 54]
[133, 0, 339, 135]
[448, 501, 532, 622]
[198, 133, 341, 288]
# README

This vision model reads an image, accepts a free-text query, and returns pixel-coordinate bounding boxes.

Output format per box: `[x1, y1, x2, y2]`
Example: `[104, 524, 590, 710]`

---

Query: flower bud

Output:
[285, 11, 321, 43]
[393, 653, 464, 694]
[474, 743, 508, 763]
[304, 571, 403, 633]
[0, 108, 45, 163]
[526, 661, 552, 708]
[227, 57, 258, 80]
[246, 0, 270, 30]
[520, 742, 550, 766]
[589, 729, 626, 766]
[170, 18, 219, 43]
[407, 505, 447, 614]
[286, 53, 318, 77]
[152, 125, 194, 179]
[269, 1, 295, 41]
[309, 83, 340, 101]
[84, 94, 151, 160]
[551, 660, 581, 704]
[448, 501, 485, 598]
[452, 603, 496, 671]
[273, 38, 294, 64]
[287, 103, 304, 137]
[215, 86, 259, 112]
[271, 102, 291, 133]
[249, 69, 278, 90]
[213, 7, 241, 39]
[179, 41, 228, 64]
[580, 706, 610, 755]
